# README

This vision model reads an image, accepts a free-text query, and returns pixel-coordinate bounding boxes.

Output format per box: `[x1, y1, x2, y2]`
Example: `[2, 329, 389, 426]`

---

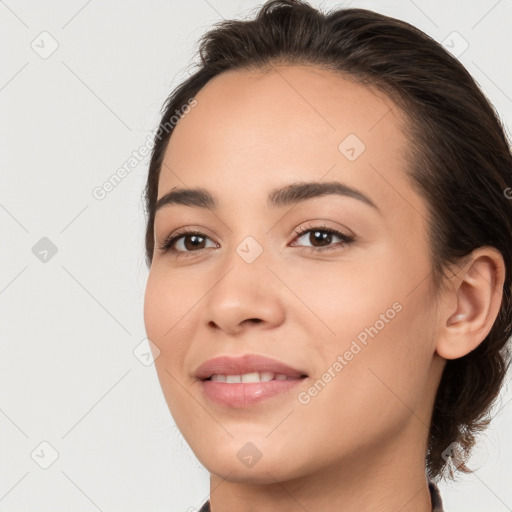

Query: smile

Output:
[201, 376, 307, 408]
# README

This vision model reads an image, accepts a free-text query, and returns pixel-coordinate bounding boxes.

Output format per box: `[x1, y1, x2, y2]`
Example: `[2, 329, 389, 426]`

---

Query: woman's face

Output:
[144, 65, 446, 483]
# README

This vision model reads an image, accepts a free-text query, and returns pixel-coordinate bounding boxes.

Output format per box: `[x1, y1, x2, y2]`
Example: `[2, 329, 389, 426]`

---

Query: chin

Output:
[195, 438, 309, 483]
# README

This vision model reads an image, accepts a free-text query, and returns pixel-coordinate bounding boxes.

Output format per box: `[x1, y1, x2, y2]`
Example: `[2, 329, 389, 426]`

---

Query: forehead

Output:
[158, 64, 427, 226]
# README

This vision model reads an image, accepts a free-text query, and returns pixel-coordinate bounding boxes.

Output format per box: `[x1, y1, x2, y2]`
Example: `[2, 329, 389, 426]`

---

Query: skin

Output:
[143, 64, 505, 512]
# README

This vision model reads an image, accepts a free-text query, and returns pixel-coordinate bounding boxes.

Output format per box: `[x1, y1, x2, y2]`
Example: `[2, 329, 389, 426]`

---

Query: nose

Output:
[202, 249, 286, 335]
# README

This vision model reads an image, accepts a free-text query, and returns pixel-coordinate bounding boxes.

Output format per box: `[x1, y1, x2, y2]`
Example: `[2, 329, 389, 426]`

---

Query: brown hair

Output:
[143, 0, 512, 481]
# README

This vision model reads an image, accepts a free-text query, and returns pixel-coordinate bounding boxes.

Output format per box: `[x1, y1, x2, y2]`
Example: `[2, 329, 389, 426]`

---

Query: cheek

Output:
[143, 268, 199, 413]
[143, 268, 198, 359]
[143, 270, 169, 343]
[293, 248, 433, 405]
[284, 250, 396, 347]
[145, 264, 200, 322]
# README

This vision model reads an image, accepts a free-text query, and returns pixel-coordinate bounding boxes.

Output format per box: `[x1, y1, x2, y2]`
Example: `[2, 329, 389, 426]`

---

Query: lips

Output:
[194, 354, 308, 381]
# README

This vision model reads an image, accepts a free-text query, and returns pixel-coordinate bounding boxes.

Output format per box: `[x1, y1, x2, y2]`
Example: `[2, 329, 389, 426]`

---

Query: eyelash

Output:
[158, 224, 355, 258]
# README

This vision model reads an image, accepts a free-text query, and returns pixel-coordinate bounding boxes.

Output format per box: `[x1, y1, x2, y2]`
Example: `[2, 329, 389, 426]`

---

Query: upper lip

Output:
[194, 354, 308, 380]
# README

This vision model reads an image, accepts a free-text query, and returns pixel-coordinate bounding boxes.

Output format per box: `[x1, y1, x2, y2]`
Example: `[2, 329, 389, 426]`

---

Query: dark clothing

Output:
[429, 480, 445, 511]
[198, 480, 444, 511]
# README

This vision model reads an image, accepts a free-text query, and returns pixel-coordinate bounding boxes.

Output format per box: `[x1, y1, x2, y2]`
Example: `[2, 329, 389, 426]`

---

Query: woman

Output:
[142, 1, 512, 510]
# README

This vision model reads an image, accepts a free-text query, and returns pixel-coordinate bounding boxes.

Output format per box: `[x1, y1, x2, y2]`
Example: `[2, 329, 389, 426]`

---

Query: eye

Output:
[158, 229, 217, 257]
[291, 224, 355, 252]
[158, 224, 355, 258]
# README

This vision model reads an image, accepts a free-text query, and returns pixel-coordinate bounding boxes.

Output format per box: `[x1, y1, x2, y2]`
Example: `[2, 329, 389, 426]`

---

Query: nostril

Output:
[245, 318, 262, 325]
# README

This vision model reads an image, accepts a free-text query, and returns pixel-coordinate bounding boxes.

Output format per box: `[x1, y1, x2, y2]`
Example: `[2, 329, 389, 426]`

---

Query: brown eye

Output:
[159, 231, 217, 254]
[292, 226, 354, 251]
[308, 230, 333, 247]
[181, 234, 207, 251]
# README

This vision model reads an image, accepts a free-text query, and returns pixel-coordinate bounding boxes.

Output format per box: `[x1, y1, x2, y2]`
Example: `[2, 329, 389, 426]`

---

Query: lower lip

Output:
[200, 378, 306, 408]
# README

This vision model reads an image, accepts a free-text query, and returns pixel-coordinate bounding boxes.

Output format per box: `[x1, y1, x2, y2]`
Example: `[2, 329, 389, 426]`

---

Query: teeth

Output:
[209, 372, 292, 382]
[241, 372, 260, 383]
[259, 371, 274, 382]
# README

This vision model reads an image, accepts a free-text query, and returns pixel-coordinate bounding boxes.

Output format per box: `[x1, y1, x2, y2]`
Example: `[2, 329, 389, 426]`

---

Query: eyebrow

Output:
[155, 181, 380, 214]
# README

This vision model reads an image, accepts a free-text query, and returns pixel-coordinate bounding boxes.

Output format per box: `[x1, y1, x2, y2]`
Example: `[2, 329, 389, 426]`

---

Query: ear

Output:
[435, 246, 506, 360]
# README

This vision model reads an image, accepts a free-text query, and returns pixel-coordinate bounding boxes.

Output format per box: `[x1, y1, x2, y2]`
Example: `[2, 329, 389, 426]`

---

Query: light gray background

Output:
[1, 0, 511, 510]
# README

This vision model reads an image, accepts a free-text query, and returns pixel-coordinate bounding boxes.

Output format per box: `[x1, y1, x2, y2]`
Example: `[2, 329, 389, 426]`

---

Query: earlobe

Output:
[435, 247, 505, 360]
